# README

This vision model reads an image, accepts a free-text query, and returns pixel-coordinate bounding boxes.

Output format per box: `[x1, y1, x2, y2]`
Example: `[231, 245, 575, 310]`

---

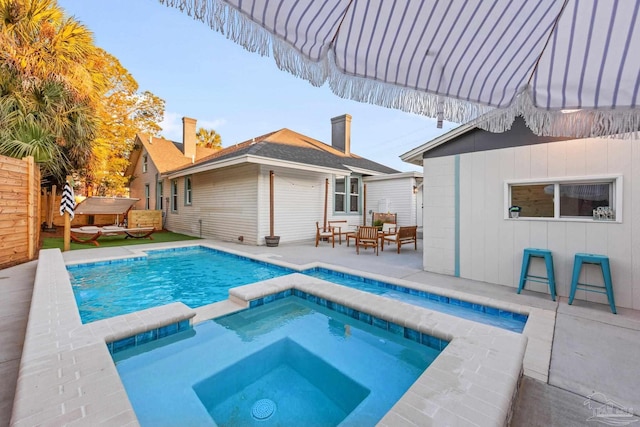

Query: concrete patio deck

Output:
[1, 238, 638, 426]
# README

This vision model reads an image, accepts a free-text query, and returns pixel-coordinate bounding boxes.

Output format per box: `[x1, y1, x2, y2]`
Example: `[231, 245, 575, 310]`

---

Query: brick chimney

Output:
[182, 117, 197, 160]
[331, 114, 351, 155]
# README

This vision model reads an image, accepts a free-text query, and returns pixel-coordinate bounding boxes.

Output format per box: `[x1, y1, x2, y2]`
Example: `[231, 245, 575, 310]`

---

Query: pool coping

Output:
[10, 243, 554, 426]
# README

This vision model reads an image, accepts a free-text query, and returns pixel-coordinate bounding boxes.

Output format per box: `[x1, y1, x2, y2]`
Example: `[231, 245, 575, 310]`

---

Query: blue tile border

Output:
[249, 290, 449, 352]
[107, 319, 192, 355]
[302, 267, 528, 327]
[69, 245, 295, 276]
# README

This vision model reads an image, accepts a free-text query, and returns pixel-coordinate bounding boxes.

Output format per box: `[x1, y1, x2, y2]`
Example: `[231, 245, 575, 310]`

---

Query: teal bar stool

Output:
[569, 253, 616, 314]
[517, 248, 556, 300]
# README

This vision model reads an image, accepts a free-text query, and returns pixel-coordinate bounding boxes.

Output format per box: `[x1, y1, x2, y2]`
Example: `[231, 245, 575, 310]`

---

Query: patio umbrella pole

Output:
[62, 176, 72, 252]
[363, 183, 367, 225]
[324, 178, 328, 231]
[269, 170, 274, 237]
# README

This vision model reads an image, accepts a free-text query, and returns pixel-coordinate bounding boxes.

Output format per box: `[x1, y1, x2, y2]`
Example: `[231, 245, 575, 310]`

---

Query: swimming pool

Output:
[114, 297, 441, 426]
[68, 246, 292, 322]
[69, 245, 527, 332]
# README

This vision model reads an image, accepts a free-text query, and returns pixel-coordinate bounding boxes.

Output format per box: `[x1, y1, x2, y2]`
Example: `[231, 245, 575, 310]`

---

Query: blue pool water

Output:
[69, 246, 527, 332]
[114, 297, 440, 426]
[303, 268, 527, 333]
[68, 247, 292, 323]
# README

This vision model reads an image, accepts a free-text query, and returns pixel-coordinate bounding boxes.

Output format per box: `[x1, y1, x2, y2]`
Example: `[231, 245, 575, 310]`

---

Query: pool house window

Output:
[157, 181, 163, 210]
[506, 175, 622, 221]
[144, 184, 150, 209]
[142, 155, 148, 173]
[171, 180, 178, 212]
[184, 176, 192, 206]
[334, 176, 361, 214]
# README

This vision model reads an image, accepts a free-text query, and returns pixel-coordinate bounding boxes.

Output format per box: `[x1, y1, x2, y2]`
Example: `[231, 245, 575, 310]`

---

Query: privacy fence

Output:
[0, 155, 40, 269]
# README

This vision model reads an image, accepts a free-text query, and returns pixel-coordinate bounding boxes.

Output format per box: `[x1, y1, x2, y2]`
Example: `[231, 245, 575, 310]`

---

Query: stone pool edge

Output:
[11, 245, 545, 426]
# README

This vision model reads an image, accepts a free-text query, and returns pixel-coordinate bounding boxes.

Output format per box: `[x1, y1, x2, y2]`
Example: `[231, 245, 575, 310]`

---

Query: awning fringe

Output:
[158, 0, 640, 140]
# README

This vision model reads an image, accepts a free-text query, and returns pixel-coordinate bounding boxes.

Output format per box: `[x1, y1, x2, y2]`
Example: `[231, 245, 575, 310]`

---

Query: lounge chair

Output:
[315, 222, 335, 247]
[70, 225, 156, 246]
[70, 226, 103, 246]
[355, 226, 379, 255]
[382, 225, 417, 253]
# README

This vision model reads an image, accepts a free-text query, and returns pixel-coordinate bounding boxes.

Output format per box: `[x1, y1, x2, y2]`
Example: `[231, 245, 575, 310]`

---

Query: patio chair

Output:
[315, 222, 335, 247]
[378, 222, 397, 247]
[356, 226, 379, 255]
[382, 225, 417, 253]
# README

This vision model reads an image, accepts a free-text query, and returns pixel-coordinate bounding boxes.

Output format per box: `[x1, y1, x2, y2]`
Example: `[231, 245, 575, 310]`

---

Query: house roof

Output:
[400, 122, 475, 166]
[400, 116, 573, 165]
[165, 128, 399, 178]
[125, 134, 218, 176]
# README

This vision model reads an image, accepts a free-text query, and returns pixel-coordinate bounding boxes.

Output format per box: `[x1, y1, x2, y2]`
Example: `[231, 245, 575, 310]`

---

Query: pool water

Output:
[303, 269, 527, 333]
[69, 247, 292, 323]
[69, 246, 526, 333]
[114, 297, 440, 426]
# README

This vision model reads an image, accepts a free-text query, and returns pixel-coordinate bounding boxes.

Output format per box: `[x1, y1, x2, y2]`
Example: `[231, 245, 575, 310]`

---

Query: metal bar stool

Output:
[517, 248, 556, 301]
[569, 253, 616, 314]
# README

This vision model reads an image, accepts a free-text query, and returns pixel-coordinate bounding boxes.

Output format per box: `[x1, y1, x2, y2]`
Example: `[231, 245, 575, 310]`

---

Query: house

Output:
[401, 116, 640, 310]
[127, 114, 421, 245]
[125, 117, 219, 213]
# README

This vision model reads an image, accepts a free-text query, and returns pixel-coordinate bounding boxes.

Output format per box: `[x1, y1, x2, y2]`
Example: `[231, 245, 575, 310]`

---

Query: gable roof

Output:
[401, 116, 573, 166]
[165, 128, 399, 178]
[125, 134, 218, 176]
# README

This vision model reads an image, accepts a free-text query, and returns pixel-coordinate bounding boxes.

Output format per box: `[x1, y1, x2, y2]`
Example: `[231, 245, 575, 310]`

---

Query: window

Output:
[506, 176, 621, 221]
[157, 181, 163, 210]
[144, 184, 150, 210]
[334, 176, 361, 213]
[171, 180, 178, 212]
[142, 155, 148, 173]
[184, 176, 192, 205]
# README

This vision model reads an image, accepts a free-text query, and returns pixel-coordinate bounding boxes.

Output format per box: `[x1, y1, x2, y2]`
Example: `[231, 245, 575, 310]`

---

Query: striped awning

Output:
[159, 0, 639, 138]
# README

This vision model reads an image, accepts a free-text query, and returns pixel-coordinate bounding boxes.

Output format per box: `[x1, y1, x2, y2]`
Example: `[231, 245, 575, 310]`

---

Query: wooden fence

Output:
[0, 155, 40, 269]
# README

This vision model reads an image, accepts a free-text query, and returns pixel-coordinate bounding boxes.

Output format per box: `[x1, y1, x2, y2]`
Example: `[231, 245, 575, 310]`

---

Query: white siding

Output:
[256, 166, 329, 244]
[165, 164, 259, 242]
[365, 177, 418, 226]
[423, 157, 456, 275]
[423, 137, 640, 310]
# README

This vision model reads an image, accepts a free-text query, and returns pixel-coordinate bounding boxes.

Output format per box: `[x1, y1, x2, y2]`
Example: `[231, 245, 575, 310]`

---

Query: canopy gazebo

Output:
[73, 197, 140, 227]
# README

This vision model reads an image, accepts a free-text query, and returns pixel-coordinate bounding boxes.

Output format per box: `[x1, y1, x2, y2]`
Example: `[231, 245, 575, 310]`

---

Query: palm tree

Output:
[0, 0, 102, 184]
[195, 127, 222, 149]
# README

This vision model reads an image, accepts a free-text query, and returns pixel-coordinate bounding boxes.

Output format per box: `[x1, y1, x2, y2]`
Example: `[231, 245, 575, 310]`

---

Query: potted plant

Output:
[509, 206, 521, 218]
[373, 219, 384, 230]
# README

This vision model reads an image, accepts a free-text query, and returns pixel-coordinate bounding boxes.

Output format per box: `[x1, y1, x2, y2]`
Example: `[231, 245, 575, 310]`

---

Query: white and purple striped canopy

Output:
[160, 0, 640, 137]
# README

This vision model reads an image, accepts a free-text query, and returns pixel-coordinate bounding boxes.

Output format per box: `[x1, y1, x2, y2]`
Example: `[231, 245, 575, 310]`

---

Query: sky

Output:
[56, 0, 458, 172]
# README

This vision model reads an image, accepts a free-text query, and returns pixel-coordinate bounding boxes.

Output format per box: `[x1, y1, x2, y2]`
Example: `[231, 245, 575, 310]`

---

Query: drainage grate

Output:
[251, 398, 276, 420]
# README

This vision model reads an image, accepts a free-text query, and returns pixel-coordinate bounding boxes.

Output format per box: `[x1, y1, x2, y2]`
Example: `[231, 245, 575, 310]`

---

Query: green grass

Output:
[41, 231, 201, 251]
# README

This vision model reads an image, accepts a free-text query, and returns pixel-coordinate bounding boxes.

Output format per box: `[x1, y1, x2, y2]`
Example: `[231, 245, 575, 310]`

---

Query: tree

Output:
[195, 127, 222, 149]
[0, 0, 103, 184]
[86, 49, 165, 196]
[0, 1, 165, 193]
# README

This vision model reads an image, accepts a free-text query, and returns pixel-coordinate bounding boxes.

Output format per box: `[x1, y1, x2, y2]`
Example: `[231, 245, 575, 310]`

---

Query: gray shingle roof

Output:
[168, 128, 399, 175]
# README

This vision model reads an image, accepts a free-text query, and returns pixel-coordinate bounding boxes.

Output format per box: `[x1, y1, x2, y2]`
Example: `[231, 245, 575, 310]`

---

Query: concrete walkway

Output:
[2, 239, 639, 426]
[0, 261, 35, 427]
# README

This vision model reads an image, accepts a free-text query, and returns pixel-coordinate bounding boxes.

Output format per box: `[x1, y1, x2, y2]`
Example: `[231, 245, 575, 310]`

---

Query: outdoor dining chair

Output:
[356, 226, 379, 255]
